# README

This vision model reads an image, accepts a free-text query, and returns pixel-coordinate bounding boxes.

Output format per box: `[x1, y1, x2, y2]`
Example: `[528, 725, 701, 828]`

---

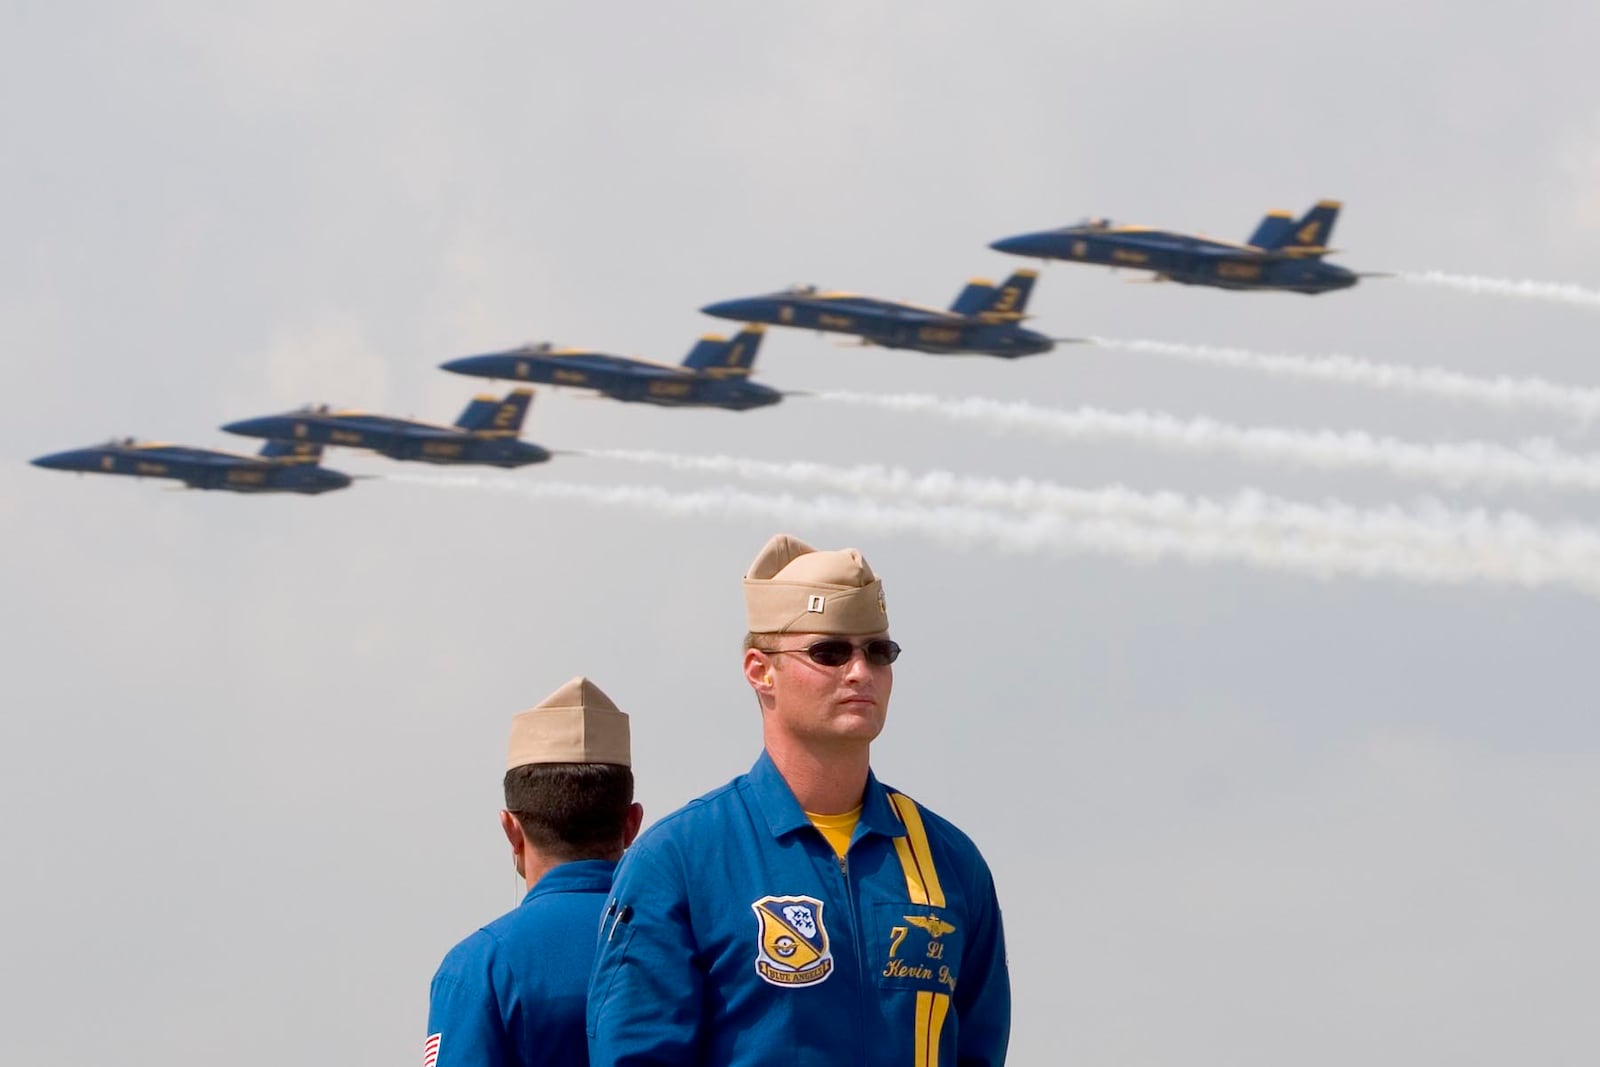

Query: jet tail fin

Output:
[1247, 210, 1295, 249]
[683, 325, 765, 375]
[260, 439, 324, 463]
[456, 388, 534, 434]
[974, 270, 1038, 321]
[1278, 200, 1341, 256]
[949, 279, 999, 316]
[952, 270, 1039, 318]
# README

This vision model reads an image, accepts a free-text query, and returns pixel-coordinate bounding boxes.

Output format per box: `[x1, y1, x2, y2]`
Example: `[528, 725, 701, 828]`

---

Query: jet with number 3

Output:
[990, 201, 1365, 294]
[440, 326, 783, 411]
[699, 270, 1056, 358]
[222, 389, 551, 468]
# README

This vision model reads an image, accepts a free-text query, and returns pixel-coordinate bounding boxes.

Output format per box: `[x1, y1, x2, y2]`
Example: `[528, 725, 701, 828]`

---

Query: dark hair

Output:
[503, 762, 635, 862]
[744, 632, 778, 652]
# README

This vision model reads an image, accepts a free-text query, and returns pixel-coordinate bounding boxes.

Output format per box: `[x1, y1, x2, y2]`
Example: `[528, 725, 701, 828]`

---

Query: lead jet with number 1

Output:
[700, 270, 1055, 358]
[990, 201, 1362, 294]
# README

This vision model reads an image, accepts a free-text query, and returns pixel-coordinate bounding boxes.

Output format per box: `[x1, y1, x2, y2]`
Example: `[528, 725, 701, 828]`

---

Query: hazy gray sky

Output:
[5, 3, 1599, 1064]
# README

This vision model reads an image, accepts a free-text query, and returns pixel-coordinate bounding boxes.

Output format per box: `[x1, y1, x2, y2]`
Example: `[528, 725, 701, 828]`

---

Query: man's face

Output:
[757, 631, 894, 747]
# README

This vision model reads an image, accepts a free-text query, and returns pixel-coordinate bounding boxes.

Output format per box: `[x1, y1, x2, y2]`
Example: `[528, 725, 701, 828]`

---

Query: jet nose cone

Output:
[989, 233, 1045, 256]
[222, 417, 273, 437]
[322, 470, 354, 490]
[31, 449, 86, 470]
[700, 297, 763, 321]
[440, 355, 486, 375]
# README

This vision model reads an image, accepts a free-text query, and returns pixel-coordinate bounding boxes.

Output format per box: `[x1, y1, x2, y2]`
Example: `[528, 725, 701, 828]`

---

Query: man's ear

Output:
[499, 810, 526, 878]
[622, 802, 645, 848]
[743, 647, 775, 692]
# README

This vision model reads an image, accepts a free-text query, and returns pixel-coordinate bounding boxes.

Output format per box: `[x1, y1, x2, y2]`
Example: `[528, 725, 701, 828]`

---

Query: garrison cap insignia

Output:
[751, 895, 833, 987]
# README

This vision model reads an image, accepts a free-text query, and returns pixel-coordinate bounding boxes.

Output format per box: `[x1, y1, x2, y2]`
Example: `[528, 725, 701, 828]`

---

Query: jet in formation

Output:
[222, 389, 550, 468]
[990, 201, 1360, 294]
[700, 270, 1055, 358]
[441, 327, 782, 411]
[31, 438, 352, 494]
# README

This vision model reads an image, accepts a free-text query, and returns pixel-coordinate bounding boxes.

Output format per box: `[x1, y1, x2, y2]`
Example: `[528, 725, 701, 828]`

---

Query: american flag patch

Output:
[423, 1032, 441, 1067]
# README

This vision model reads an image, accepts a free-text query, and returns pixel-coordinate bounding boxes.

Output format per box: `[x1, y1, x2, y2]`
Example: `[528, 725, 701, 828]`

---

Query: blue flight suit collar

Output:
[742, 749, 906, 846]
[521, 857, 616, 906]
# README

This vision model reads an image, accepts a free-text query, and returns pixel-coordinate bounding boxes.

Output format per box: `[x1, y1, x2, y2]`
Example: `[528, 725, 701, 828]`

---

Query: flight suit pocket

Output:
[869, 901, 963, 995]
[586, 905, 637, 1039]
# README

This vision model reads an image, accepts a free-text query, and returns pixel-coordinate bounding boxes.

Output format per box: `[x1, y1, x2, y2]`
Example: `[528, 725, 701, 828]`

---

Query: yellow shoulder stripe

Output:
[888, 792, 946, 907]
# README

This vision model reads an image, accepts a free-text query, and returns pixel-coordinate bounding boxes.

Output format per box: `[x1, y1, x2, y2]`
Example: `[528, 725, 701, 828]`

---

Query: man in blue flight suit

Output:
[428, 677, 644, 1067]
[588, 534, 1010, 1067]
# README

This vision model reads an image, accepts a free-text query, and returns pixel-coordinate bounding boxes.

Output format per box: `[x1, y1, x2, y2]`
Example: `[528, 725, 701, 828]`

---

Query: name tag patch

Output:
[874, 902, 961, 993]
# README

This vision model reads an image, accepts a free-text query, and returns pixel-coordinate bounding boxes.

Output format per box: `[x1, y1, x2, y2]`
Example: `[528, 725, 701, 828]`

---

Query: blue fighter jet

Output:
[990, 201, 1360, 294]
[222, 389, 550, 468]
[440, 326, 781, 411]
[31, 438, 352, 494]
[700, 270, 1054, 358]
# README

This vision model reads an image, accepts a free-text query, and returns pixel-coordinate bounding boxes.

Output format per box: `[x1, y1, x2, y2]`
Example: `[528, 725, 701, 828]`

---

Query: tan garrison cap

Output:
[506, 676, 631, 769]
[744, 533, 889, 636]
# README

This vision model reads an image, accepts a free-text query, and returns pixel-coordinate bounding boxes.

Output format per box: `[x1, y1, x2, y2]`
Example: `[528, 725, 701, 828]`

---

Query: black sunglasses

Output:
[767, 638, 902, 668]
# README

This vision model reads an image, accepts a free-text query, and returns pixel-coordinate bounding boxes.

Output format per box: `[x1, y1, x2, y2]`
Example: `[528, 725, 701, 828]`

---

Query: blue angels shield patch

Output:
[751, 895, 833, 987]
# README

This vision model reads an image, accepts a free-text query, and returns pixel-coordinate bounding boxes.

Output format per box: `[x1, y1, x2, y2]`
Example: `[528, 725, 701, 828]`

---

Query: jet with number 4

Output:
[699, 270, 1056, 358]
[990, 201, 1362, 294]
[30, 438, 353, 494]
[222, 389, 550, 468]
[440, 326, 782, 411]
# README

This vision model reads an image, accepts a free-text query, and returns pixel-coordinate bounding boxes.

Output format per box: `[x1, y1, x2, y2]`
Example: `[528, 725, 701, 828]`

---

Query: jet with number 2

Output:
[440, 326, 782, 411]
[30, 438, 352, 494]
[990, 201, 1362, 294]
[700, 270, 1055, 358]
[222, 389, 550, 468]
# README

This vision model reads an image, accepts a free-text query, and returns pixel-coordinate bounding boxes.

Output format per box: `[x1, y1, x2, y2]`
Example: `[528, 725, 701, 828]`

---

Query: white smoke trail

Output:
[816, 391, 1600, 494]
[387, 472, 1600, 599]
[582, 448, 1600, 557]
[1089, 337, 1600, 423]
[1400, 271, 1600, 309]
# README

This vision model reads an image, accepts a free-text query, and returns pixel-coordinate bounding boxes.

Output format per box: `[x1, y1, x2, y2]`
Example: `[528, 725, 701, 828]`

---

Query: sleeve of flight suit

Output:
[587, 835, 704, 1067]
[427, 934, 508, 1067]
[954, 857, 1011, 1067]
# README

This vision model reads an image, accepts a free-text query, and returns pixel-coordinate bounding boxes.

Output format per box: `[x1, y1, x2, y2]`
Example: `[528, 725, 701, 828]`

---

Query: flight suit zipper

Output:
[836, 849, 869, 1067]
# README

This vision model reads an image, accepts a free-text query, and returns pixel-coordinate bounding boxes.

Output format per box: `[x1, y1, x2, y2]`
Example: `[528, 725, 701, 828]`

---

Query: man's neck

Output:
[518, 850, 615, 894]
[519, 852, 563, 894]
[765, 737, 871, 814]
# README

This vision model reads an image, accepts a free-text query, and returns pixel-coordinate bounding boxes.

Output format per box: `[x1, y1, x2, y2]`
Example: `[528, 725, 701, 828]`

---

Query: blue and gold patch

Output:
[751, 895, 833, 988]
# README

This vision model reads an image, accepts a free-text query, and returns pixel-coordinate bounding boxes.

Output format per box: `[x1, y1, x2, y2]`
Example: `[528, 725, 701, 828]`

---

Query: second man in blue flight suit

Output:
[428, 676, 643, 1067]
[589, 534, 1010, 1067]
